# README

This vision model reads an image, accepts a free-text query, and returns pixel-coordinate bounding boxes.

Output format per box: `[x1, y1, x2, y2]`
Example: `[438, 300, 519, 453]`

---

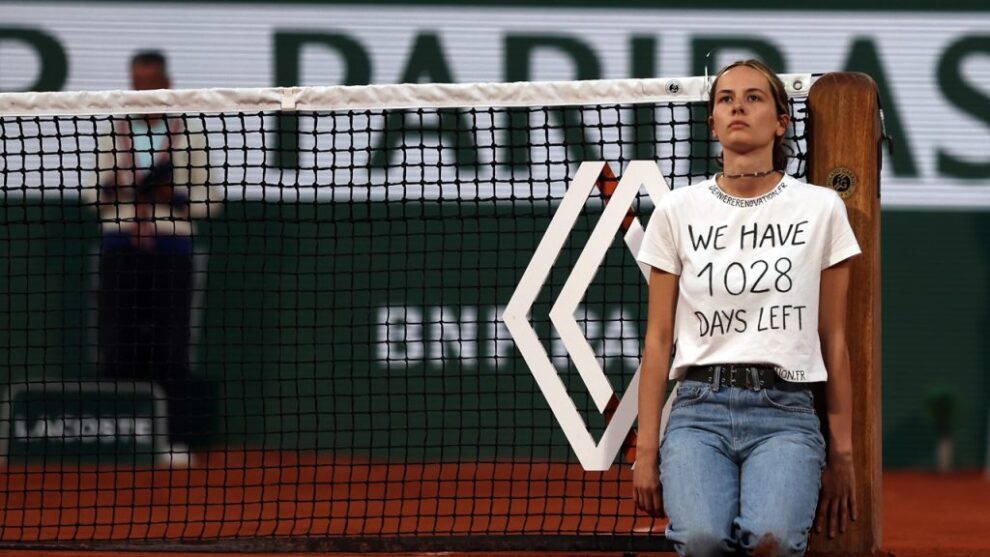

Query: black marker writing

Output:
[688, 224, 728, 251]
[695, 309, 748, 337]
[739, 220, 809, 250]
[756, 304, 806, 331]
[697, 257, 794, 297]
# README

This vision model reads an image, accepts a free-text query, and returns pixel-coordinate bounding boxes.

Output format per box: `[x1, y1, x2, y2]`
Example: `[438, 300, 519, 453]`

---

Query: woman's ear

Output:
[708, 116, 716, 139]
[776, 113, 791, 137]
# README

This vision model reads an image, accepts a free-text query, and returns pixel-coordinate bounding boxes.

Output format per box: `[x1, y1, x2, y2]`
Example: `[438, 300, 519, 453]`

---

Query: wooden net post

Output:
[807, 72, 884, 556]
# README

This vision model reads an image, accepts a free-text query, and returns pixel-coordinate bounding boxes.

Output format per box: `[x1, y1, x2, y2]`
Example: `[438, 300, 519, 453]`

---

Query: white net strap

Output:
[0, 75, 813, 117]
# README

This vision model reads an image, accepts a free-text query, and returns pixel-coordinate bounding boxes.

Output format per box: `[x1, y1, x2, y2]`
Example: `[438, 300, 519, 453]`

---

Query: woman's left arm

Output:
[815, 259, 859, 538]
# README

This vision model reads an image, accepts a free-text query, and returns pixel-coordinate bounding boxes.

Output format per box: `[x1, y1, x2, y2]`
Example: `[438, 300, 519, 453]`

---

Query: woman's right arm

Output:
[632, 267, 679, 518]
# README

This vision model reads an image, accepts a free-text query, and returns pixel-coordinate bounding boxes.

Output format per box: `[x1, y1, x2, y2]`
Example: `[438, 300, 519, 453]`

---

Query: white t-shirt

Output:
[636, 174, 861, 382]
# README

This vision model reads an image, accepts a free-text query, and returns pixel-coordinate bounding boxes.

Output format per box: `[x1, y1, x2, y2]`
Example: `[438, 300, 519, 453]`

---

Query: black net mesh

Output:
[0, 93, 808, 550]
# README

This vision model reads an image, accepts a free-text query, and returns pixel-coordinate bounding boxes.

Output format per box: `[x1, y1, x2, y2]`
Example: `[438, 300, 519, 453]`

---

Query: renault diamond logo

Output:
[502, 161, 670, 471]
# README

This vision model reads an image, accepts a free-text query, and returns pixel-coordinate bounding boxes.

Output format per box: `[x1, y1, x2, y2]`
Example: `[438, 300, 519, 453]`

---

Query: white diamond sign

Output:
[502, 161, 670, 471]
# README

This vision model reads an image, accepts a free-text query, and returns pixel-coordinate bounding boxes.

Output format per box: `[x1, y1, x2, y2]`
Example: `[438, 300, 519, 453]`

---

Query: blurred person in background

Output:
[83, 50, 221, 467]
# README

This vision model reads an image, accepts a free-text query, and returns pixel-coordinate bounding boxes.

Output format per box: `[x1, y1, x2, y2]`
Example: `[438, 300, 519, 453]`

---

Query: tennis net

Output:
[0, 75, 811, 551]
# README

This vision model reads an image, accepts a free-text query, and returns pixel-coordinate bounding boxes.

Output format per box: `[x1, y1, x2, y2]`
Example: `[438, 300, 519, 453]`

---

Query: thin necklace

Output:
[721, 168, 779, 179]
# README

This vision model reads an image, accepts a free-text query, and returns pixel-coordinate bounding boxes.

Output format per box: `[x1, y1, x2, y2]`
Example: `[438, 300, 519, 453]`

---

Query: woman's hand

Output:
[632, 454, 665, 518]
[815, 452, 858, 538]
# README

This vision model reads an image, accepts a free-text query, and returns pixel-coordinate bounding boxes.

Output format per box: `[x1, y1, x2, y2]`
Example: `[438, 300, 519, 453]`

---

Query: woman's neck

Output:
[718, 153, 781, 198]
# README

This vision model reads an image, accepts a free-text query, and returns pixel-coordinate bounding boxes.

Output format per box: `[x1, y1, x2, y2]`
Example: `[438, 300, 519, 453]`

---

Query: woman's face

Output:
[709, 66, 787, 157]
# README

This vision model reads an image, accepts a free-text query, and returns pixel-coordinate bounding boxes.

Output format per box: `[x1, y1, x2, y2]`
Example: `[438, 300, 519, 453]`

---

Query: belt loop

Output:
[711, 367, 721, 392]
[750, 368, 761, 391]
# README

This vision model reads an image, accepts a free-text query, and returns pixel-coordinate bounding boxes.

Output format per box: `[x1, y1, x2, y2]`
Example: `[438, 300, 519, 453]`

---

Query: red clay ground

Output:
[0, 455, 987, 556]
[0, 451, 653, 539]
[880, 470, 990, 557]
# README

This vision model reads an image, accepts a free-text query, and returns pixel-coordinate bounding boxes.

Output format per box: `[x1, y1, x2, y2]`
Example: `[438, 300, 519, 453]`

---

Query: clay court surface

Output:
[0, 452, 987, 557]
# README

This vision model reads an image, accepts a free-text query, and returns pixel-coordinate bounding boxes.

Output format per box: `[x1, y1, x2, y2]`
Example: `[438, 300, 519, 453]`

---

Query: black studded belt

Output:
[684, 364, 788, 391]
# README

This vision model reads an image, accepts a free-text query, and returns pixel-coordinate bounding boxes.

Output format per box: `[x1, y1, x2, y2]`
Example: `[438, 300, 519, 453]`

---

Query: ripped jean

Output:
[660, 379, 826, 557]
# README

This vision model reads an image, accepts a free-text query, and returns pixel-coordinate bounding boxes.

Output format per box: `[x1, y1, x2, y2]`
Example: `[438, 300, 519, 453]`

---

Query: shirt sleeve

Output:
[174, 123, 224, 219]
[81, 133, 116, 206]
[637, 197, 682, 275]
[822, 192, 862, 269]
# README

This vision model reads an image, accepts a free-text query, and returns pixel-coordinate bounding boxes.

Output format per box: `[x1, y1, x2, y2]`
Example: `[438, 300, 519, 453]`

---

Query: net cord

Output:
[0, 74, 813, 117]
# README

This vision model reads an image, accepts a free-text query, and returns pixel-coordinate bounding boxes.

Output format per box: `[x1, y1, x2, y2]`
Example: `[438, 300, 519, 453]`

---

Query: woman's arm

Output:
[633, 267, 678, 518]
[815, 259, 859, 538]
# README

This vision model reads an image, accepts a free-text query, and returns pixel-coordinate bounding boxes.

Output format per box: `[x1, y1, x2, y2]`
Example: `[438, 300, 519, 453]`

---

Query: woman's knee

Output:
[669, 526, 734, 557]
[741, 527, 809, 557]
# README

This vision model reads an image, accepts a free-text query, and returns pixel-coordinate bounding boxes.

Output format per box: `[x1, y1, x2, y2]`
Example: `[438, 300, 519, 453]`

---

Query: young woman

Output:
[632, 60, 860, 556]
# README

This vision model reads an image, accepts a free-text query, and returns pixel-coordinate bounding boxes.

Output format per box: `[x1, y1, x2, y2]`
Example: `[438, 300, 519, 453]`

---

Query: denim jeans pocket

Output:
[761, 386, 815, 413]
[672, 381, 710, 409]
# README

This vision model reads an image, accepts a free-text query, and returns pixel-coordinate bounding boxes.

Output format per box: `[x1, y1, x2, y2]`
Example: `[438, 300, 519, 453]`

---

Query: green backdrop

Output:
[0, 201, 986, 468]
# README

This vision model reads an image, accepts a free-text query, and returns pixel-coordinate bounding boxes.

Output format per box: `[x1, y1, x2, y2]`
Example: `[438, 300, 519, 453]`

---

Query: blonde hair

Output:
[707, 59, 791, 171]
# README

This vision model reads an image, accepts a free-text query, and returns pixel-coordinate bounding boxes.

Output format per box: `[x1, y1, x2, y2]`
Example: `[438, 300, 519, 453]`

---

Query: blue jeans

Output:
[660, 379, 826, 557]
